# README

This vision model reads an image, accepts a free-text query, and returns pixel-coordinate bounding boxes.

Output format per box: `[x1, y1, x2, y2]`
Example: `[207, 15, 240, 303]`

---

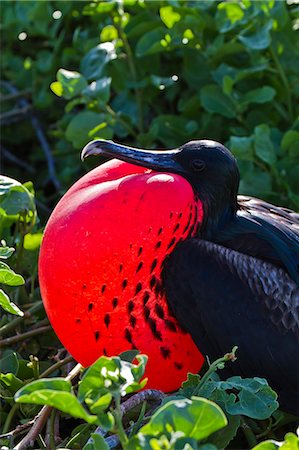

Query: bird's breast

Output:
[39, 160, 204, 391]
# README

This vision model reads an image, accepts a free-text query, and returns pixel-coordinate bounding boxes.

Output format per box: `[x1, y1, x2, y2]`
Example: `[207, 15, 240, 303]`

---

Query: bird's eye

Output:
[191, 159, 206, 172]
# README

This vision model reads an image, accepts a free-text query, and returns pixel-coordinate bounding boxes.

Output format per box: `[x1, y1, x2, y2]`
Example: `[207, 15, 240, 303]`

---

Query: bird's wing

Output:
[237, 195, 299, 231]
[163, 239, 299, 413]
[213, 196, 299, 283]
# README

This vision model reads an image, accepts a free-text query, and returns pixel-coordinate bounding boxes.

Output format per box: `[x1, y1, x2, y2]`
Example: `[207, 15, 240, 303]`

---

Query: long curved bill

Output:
[81, 139, 181, 172]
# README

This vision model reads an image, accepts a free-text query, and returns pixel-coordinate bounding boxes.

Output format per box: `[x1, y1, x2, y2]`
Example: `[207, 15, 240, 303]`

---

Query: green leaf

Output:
[200, 85, 236, 118]
[65, 112, 113, 149]
[0, 373, 24, 395]
[0, 246, 15, 259]
[136, 27, 168, 57]
[252, 431, 299, 450]
[217, 2, 245, 32]
[0, 177, 36, 219]
[15, 378, 97, 424]
[88, 392, 112, 414]
[254, 124, 276, 165]
[82, 77, 111, 103]
[238, 21, 273, 50]
[80, 43, 117, 80]
[160, 6, 181, 29]
[51, 69, 88, 100]
[229, 136, 254, 161]
[100, 25, 118, 42]
[0, 289, 24, 316]
[180, 373, 201, 398]
[83, 1, 115, 15]
[0, 350, 19, 375]
[281, 130, 299, 153]
[138, 397, 227, 440]
[198, 376, 278, 420]
[241, 86, 276, 106]
[79, 355, 147, 403]
[83, 433, 109, 450]
[23, 232, 43, 251]
[0, 262, 25, 286]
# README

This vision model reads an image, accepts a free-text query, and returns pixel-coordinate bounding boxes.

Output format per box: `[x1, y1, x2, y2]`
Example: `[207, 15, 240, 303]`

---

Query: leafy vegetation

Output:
[1, 0, 299, 449]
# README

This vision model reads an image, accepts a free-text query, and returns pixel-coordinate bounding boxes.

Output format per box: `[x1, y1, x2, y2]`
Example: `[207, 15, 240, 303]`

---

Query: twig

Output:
[1, 146, 35, 173]
[0, 325, 52, 348]
[120, 389, 164, 416]
[193, 346, 238, 396]
[240, 416, 258, 447]
[0, 301, 44, 337]
[39, 355, 75, 378]
[13, 364, 83, 450]
[0, 81, 61, 191]
[89, 389, 164, 448]
[0, 90, 31, 102]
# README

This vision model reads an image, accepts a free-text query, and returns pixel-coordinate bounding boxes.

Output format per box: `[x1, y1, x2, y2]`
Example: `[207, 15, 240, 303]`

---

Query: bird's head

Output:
[82, 139, 240, 236]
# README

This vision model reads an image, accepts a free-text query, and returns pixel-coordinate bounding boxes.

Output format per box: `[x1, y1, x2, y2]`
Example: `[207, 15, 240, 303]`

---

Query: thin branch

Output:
[120, 389, 164, 416]
[1, 146, 35, 173]
[12, 364, 82, 450]
[0, 301, 44, 337]
[0, 81, 61, 191]
[0, 325, 52, 348]
[39, 355, 75, 378]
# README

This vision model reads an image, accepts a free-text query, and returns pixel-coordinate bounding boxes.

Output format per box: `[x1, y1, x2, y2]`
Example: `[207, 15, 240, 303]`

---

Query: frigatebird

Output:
[81, 139, 299, 415]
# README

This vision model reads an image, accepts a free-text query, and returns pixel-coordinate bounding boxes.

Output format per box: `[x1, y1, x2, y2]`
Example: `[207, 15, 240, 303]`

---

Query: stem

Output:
[2, 403, 19, 434]
[114, 7, 144, 133]
[13, 364, 82, 450]
[0, 325, 52, 348]
[240, 416, 258, 447]
[193, 346, 238, 395]
[114, 394, 129, 448]
[270, 45, 293, 123]
[0, 301, 44, 336]
[105, 104, 138, 138]
[39, 355, 74, 378]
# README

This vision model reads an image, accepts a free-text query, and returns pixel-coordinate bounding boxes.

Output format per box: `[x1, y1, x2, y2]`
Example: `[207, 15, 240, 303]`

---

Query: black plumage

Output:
[82, 138, 299, 415]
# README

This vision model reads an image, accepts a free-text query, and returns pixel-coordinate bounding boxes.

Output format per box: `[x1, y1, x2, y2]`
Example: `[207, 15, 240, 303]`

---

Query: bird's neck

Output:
[199, 194, 237, 240]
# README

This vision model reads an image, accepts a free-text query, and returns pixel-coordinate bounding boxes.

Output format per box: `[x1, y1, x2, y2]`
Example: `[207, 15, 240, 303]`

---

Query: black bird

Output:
[82, 139, 299, 415]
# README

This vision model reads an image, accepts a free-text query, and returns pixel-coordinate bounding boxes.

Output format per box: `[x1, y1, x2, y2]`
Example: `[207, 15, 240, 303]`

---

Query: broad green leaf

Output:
[217, 2, 245, 32]
[65, 112, 113, 149]
[23, 232, 43, 251]
[0, 246, 15, 259]
[252, 431, 299, 450]
[82, 77, 111, 103]
[136, 27, 168, 57]
[83, 1, 115, 15]
[200, 85, 237, 118]
[51, 69, 88, 100]
[78, 355, 147, 402]
[160, 6, 181, 29]
[198, 376, 278, 420]
[0, 373, 24, 395]
[238, 21, 273, 50]
[88, 392, 112, 414]
[0, 262, 25, 286]
[0, 177, 35, 219]
[80, 43, 116, 80]
[229, 136, 254, 161]
[138, 397, 227, 440]
[15, 378, 97, 424]
[281, 131, 299, 153]
[83, 433, 109, 450]
[100, 25, 118, 42]
[0, 350, 19, 375]
[0, 289, 24, 316]
[254, 124, 276, 165]
[180, 373, 201, 398]
[241, 86, 276, 105]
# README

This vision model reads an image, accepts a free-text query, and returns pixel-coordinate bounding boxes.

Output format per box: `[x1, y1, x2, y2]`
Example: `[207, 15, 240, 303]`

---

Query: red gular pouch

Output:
[39, 159, 204, 392]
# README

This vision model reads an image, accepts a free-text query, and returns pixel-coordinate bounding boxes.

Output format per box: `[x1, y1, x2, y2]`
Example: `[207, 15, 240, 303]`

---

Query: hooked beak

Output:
[81, 140, 182, 173]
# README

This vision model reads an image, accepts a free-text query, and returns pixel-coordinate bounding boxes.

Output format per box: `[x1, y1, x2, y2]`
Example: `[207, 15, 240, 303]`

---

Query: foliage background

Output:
[0, 1, 299, 449]
[2, 0, 299, 212]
